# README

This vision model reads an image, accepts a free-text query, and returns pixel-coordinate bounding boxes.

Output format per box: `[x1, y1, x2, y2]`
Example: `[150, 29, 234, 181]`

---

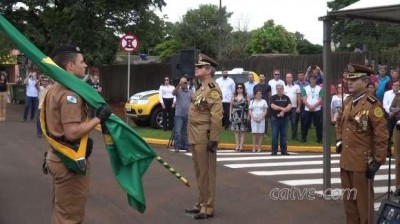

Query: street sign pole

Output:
[127, 52, 131, 101]
[120, 33, 139, 101]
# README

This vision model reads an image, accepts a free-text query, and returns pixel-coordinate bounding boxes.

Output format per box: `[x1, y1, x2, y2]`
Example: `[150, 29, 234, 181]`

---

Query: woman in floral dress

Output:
[230, 83, 249, 151]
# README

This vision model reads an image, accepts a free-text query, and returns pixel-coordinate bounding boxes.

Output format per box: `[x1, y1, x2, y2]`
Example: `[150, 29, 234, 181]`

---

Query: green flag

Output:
[0, 15, 156, 213]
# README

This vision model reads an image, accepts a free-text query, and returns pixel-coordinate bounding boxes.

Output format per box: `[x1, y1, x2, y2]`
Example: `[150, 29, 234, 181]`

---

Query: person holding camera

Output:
[172, 76, 193, 152]
[306, 65, 324, 85]
[335, 64, 388, 224]
[43, 45, 112, 223]
[22, 68, 39, 122]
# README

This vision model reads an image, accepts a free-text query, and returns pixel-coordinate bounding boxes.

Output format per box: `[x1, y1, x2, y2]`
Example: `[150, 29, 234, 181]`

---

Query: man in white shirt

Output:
[268, 69, 285, 95]
[244, 72, 257, 100]
[284, 73, 301, 141]
[216, 68, 235, 129]
[301, 75, 323, 143]
[383, 80, 400, 151]
[23, 70, 39, 122]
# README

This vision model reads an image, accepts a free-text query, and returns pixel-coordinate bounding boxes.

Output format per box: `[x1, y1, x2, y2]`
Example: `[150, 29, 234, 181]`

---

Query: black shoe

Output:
[271, 152, 277, 155]
[293, 137, 299, 141]
[394, 189, 400, 197]
[317, 139, 322, 143]
[193, 213, 208, 219]
[281, 152, 290, 155]
[185, 208, 200, 214]
[301, 139, 307, 143]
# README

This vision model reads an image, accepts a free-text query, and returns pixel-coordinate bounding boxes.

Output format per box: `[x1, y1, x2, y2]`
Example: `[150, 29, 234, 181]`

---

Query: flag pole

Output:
[155, 156, 191, 187]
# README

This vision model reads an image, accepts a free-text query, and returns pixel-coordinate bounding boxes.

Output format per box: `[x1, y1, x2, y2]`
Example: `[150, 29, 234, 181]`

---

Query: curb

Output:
[143, 138, 336, 153]
[95, 125, 336, 153]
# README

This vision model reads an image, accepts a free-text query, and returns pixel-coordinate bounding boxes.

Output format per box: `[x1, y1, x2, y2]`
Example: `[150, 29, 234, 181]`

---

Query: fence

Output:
[100, 51, 400, 102]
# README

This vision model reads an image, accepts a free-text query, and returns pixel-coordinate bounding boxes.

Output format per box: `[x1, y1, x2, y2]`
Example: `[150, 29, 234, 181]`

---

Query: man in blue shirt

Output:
[376, 65, 390, 102]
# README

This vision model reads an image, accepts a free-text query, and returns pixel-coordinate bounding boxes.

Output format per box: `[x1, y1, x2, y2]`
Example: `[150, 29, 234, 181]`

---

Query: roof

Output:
[325, 0, 400, 23]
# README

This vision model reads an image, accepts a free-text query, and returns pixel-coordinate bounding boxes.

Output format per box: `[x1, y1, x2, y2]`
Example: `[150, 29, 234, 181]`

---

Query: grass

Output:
[130, 123, 337, 147]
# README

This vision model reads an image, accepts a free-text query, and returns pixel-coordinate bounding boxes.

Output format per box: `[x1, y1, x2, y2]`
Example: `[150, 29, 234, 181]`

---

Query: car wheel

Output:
[150, 107, 163, 129]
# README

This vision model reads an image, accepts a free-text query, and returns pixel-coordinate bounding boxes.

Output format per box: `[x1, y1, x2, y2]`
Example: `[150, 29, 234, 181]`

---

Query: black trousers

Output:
[387, 116, 395, 150]
[301, 110, 322, 142]
[162, 98, 174, 131]
[222, 102, 230, 129]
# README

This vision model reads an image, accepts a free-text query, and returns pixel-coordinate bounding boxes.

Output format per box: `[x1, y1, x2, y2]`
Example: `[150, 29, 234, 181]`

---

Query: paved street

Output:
[0, 103, 366, 223]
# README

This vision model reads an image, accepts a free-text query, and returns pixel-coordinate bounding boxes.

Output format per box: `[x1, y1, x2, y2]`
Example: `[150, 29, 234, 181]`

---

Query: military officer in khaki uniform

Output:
[336, 64, 388, 224]
[44, 45, 111, 223]
[185, 53, 223, 219]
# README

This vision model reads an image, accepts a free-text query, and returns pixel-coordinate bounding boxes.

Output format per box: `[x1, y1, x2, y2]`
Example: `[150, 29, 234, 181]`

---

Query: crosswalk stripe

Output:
[218, 154, 340, 161]
[279, 174, 395, 186]
[225, 160, 340, 168]
[250, 164, 396, 176]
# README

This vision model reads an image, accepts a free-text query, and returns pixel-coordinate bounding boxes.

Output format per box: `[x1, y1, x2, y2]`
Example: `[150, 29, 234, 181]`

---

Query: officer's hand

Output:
[96, 104, 112, 122]
[366, 161, 380, 179]
[336, 140, 342, 154]
[207, 141, 218, 153]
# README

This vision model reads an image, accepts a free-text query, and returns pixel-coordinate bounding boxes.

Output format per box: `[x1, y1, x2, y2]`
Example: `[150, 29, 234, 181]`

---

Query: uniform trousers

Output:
[191, 143, 216, 215]
[394, 128, 400, 188]
[0, 91, 7, 120]
[340, 169, 374, 224]
[47, 150, 90, 224]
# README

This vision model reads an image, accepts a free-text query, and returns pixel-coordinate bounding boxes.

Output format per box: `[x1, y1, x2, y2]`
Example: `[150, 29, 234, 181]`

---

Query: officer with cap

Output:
[44, 45, 112, 223]
[185, 53, 223, 219]
[336, 64, 388, 224]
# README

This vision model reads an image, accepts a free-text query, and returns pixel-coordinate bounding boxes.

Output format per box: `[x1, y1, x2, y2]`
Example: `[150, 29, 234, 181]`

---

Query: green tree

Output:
[174, 4, 233, 58]
[223, 31, 251, 58]
[0, 32, 14, 56]
[0, 0, 166, 65]
[247, 20, 297, 54]
[294, 32, 322, 55]
[328, 0, 400, 52]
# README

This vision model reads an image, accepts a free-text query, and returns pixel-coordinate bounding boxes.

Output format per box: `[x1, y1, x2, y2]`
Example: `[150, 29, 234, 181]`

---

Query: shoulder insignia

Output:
[367, 96, 377, 104]
[66, 95, 77, 104]
[374, 107, 383, 118]
[208, 82, 216, 89]
[210, 90, 220, 99]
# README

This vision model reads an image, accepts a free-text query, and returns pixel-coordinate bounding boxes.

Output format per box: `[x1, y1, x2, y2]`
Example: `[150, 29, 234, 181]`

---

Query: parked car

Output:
[125, 68, 259, 129]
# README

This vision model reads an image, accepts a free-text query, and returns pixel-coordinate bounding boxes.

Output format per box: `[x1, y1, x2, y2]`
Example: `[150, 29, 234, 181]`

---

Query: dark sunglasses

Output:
[274, 73, 280, 76]
[164, 79, 169, 81]
[237, 86, 243, 89]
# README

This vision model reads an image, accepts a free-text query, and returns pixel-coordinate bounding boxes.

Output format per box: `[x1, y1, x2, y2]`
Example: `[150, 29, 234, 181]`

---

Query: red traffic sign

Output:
[120, 33, 139, 52]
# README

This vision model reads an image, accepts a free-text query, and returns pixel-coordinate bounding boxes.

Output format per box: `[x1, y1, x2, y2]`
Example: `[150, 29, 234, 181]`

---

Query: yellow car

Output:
[125, 90, 164, 128]
[125, 68, 259, 129]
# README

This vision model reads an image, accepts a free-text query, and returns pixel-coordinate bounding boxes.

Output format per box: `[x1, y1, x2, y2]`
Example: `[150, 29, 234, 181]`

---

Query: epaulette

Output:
[208, 82, 215, 89]
[367, 95, 377, 104]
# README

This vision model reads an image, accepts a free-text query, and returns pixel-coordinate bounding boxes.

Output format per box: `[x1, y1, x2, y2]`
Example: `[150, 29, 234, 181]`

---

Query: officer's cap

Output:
[195, 53, 219, 68]
[51, 45, 82, 59]
[346, 64, 374, 80]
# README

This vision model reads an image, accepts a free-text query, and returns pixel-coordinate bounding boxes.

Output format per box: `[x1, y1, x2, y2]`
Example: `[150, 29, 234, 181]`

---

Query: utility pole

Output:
[217, 0, 222, 60]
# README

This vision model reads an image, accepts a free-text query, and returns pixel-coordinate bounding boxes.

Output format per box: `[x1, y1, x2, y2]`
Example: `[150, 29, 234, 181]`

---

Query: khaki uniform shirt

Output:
[45, 83, 88, 139]
[188, 78, 223, 144]
[336, 91, 388, 172]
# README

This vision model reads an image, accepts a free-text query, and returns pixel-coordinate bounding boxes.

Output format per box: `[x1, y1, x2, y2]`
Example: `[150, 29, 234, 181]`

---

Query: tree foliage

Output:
[223, 31, 251, 58]
[294, 32, 322, 55]
[247, 20, 297, 55]
[328, 0, 400, 52]
[0, 0, 166, 65]
[156, 4, 233, 59]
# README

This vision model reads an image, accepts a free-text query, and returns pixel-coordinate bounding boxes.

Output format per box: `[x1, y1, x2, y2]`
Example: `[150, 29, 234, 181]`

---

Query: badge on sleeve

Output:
[374, 107, 383, 118]
[67, 95, 78, 104]
[210, 90, 220, 99]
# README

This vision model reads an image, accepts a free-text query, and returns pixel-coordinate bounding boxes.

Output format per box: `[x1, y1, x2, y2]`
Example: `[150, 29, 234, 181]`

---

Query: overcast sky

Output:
[158, 0, 331, 45]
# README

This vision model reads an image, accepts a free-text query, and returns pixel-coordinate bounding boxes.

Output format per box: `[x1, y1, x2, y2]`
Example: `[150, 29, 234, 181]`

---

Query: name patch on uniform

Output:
[374, 107, 383, 118]
[67, 95, 77, 104]
[210, 90, 220, 99]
